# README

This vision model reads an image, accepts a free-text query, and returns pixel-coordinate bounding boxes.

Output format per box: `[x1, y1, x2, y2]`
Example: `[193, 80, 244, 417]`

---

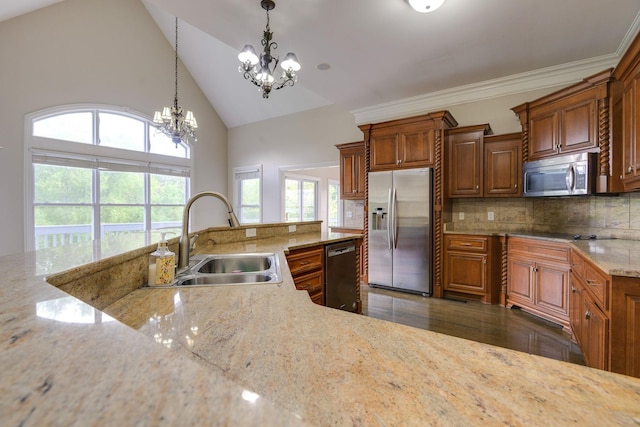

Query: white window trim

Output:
[328, 179, 341, 227]
[281, 172, 320, 222]
[233, 164, 263, 224]
[24, 104, 193, 250]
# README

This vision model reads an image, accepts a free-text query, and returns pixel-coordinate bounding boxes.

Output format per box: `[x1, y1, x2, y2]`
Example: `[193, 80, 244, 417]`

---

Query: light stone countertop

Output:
[3, 230, 640, 425]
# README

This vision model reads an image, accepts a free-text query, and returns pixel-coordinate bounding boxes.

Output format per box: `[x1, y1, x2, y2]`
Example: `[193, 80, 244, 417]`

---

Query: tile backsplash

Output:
[448, 192, 640, 240]
[342, 200, 365, 229]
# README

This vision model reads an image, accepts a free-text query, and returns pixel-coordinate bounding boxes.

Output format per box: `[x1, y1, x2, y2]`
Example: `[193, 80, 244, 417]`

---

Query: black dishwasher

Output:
[325, 241, 358, 312]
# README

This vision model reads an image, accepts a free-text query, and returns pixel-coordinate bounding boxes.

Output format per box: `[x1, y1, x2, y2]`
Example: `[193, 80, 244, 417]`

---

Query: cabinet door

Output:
[529, 108, 559, 160]
[507, 257, 534, 305]
[535, 261, 570, 319]
[484, 137, 521, 197]
[444, 252, 487, 295]
[569, 278, 584, 345]
[340, 150, 358, 199]
[583, 298, 609, 371]
[400, 124, 435, 168]
[620, 77, 640, 190]
[370, 128, 399, 171]
[355, 150, 366, 196]
[560, 97, 596, 153]
[448, 134, 482, 197]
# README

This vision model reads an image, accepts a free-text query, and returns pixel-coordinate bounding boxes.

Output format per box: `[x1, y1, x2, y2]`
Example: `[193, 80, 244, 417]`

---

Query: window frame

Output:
[24, 104, 193, 251]
[281, 172, 319, 223]
[327, 179, 341, 228]
[233, 165, 263, 224]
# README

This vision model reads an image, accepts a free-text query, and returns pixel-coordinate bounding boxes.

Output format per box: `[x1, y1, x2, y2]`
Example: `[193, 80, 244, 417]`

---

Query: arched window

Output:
[25, 105, 191, 250]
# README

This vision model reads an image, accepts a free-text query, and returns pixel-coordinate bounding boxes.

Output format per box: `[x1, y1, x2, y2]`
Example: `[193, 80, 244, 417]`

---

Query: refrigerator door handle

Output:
[386, 188, 393, 250]
[392, 187, 399, 249]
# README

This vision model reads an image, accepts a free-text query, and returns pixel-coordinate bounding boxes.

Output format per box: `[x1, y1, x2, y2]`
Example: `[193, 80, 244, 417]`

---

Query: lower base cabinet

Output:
[286, 245, 325, 305]
[507, 237, 571, 332]
[443, 234, 500, 304]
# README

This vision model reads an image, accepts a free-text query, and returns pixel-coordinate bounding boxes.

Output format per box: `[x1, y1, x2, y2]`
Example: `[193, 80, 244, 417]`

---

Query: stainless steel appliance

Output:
[368, 168, 432, 295]
[522, 152, 596, 197]
[325, 241, 358, 312]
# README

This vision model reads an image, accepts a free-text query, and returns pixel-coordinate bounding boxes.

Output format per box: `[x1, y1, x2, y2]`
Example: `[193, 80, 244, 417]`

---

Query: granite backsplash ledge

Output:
[447, 192, 640, 240]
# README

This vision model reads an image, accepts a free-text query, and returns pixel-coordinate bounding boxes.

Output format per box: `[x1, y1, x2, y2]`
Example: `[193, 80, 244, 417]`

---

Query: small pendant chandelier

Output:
[153, 17, 198, 147]
[238, 0, 301, 99]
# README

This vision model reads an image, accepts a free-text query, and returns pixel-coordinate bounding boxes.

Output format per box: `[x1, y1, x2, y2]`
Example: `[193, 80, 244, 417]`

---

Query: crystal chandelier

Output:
[153, 17, 198, 147]
[238, 0, 301, 99]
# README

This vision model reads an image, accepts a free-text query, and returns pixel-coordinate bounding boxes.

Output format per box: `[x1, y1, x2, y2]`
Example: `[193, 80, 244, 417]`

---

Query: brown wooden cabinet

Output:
[512, 69, 612, 162]
[570, 247, 640, 378]
[613, 31, 640, 191]
[286, 245, 325, 305]
[507, 237, 571, 331]
[483, 133, 522, 197]
[336, 141, 365, 200]
[446, 126, 521, 198]
[443, 234, 500, 304]
[446, 125, 490, 197]
[369, 117, 437, 171]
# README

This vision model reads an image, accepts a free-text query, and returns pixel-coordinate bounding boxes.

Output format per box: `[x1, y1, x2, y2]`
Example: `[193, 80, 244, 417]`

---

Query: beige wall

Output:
[0, 0, 227, 256]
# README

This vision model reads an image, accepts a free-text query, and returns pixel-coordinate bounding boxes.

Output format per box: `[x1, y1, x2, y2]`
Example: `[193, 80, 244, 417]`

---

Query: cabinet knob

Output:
[571, 287, 577, 293]
[585, 310, 591, 320]
[476, 185, 479, 189]
[514, 184, 518, 189]
[628, 166, 634, 174]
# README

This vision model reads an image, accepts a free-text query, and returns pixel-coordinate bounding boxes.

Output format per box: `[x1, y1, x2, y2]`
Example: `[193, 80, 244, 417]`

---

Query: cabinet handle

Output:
[299, 260, 311, 266]
[586, 279, 598, 286]
[460, 243, 472, 246]
[585, 310, 591, 320]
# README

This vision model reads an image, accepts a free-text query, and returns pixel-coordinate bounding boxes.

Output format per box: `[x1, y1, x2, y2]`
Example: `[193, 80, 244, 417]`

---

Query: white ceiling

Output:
[3, 0, 640, 128]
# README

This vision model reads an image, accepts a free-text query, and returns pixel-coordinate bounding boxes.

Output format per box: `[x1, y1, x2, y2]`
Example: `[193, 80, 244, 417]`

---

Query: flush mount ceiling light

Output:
[153, 17, 198, 147]
[408, 0, 446, 13]
[238, 0, 301, 99]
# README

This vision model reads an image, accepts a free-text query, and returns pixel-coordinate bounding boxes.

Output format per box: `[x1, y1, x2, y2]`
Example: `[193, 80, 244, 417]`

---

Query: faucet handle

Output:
[189, 234, 199, 251]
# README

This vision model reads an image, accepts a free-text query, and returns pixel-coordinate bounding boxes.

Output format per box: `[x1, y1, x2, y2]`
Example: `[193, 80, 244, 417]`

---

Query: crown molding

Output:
[351, 54, 619, 125]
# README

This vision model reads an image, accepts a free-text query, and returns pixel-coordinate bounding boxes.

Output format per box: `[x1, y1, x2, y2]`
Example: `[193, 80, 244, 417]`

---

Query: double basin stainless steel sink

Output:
[166, 253, 282, 287]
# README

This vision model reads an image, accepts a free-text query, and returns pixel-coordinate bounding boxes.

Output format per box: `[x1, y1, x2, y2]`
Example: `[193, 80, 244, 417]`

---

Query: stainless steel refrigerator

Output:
[368, 168, 432, 295]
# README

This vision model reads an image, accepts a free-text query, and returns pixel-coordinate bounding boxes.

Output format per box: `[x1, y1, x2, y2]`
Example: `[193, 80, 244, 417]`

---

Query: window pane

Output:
[34, 206, 92, 248]
[328, 183, 339, 227]
[149, 128, 188, 158]
[100, 206, 144, 237]
[99, 171, 144, 204]
[151, 206, 182, 229]
[302, 181, 316, 221]
[150, 174, 187, 204]
[241, 178, 260, 205]
[240, 207, 260, 224]
[285, 179, 300, 222]
[98, 113, 144, 151]
[33, 112, 93, 144]
[34, 164, 92, 203]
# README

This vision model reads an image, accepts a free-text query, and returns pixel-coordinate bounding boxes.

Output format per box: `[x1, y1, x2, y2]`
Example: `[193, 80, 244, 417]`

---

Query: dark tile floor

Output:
[361, 284, 585, 365]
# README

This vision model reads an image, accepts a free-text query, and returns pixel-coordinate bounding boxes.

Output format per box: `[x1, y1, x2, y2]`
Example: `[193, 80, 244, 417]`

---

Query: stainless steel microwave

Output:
[522, 152, 596, 197]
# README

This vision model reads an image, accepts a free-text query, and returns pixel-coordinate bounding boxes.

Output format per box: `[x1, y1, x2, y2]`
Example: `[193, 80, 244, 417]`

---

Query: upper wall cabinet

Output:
[512, 69, 620, 193]
[362, 114, 457, 172]
[446, 127, 522, 198]
[446, 124, 492, 197]
[336, 141, 365, 200]
[613, 31, 640, 192]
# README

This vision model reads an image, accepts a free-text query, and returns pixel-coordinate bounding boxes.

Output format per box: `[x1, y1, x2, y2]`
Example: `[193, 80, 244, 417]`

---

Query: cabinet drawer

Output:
[293, 270, 324, 295]
[446, 235, 487, 252]
[287, 247, 324, 276]
[570, 250, 586, 280]
[509, 238, 570, 263]
[584, 262, 609, 310]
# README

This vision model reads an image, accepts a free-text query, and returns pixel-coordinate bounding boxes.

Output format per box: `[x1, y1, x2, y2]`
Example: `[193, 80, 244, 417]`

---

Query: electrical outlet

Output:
[488, 211, 494, 221]
[289, 225, 297, 233]
[245, 228, 256, 238]
[458, 212, 465, 220]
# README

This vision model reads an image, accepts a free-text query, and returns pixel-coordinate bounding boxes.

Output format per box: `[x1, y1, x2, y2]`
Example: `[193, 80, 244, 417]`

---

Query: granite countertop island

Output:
[3, 226, 640, 426]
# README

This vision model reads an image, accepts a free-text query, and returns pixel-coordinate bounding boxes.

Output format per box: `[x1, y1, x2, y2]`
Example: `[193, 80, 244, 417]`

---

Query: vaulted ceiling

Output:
[3, 0, 640, 128]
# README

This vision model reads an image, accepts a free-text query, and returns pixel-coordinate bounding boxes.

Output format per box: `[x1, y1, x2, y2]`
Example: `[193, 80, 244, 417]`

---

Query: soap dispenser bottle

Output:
[148, 232, 175, 286]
